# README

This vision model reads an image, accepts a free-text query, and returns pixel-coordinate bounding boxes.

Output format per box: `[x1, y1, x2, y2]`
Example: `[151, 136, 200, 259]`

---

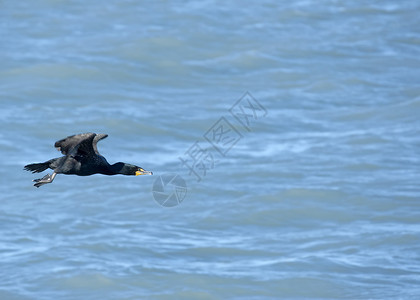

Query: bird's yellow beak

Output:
[136, 168, 153, 176]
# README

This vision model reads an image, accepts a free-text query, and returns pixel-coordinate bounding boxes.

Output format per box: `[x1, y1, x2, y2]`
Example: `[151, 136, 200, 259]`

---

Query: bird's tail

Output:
[24, 161, 51, 173]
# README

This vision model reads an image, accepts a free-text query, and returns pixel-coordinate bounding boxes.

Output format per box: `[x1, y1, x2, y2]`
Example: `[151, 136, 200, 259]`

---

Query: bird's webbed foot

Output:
[33, 172, 56, 188]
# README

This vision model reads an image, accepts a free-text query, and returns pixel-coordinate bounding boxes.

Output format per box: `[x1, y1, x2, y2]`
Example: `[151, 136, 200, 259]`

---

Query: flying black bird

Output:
[24, 133, 152, 188]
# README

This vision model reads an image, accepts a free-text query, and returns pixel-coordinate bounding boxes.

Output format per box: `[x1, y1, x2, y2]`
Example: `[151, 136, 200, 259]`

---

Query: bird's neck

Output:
[106, 162, 129, 175]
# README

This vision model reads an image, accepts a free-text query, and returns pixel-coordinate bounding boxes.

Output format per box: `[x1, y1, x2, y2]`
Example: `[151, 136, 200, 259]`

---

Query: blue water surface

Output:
[0, 1, 419, 299]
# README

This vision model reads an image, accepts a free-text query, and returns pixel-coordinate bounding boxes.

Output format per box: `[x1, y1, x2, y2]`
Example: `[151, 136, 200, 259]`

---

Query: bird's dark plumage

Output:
[24, 133, 152, 188]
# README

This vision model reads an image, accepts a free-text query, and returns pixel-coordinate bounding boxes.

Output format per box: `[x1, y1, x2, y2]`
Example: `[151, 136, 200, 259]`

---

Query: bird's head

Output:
[114, 163, 153, 176]
[135, 166, 153, 176]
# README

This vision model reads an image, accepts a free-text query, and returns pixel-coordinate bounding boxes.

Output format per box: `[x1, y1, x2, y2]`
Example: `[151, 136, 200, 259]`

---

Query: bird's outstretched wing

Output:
[92, 134, 108, 155]
[55, 133, 97, 157]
